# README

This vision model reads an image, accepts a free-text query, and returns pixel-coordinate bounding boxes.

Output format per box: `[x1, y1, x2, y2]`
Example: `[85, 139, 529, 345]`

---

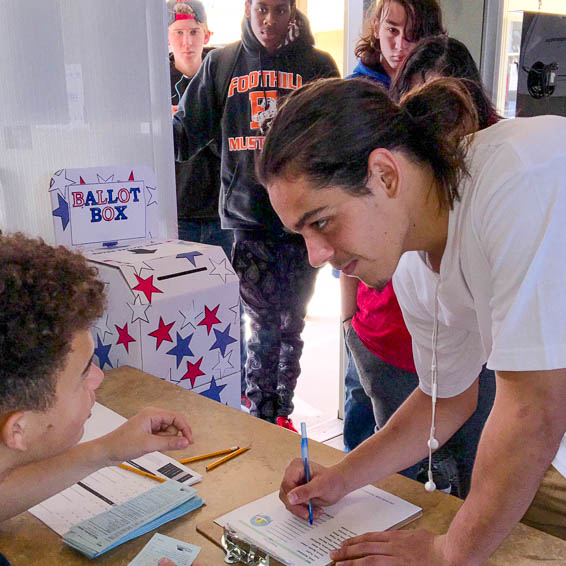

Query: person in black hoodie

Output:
[173, 0, 339, 431]
[167, 0, 232, 258]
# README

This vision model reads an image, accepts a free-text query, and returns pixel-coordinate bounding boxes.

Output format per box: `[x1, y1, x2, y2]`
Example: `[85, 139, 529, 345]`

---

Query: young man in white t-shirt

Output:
[257, 77, 566, 565]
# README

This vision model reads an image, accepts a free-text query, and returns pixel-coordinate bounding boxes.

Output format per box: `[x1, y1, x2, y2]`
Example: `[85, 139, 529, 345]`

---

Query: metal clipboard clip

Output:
[221, 524, 274, 565]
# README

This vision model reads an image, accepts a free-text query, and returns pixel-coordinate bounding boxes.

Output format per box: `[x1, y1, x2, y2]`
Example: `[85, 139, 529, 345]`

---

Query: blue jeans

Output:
[178, 219, 247, 391]
[343, 335, 376, 452]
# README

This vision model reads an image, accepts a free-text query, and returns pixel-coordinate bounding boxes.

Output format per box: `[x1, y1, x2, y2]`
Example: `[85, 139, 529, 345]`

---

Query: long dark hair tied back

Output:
[400, 76, 478, 207]
[257, 77, 478, 210]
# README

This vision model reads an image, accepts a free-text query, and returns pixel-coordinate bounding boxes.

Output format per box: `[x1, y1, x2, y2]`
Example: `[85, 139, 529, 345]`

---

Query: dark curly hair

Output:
[355, 0, 444, 69]
[0, 233, 106, 414]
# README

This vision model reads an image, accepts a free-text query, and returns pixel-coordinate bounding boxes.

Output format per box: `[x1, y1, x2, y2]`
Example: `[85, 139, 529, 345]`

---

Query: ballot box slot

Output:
[158, 267, 207, 281]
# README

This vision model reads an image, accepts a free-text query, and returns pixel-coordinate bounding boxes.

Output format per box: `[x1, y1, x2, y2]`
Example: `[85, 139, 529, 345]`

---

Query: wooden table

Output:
[1, 366, 565, 565]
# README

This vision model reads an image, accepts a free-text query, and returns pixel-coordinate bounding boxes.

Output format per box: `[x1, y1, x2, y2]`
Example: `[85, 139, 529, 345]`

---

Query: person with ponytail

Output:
[343, 33, 498, 500]
[259, 77, 566, 564]
[341, 0, 445, 459]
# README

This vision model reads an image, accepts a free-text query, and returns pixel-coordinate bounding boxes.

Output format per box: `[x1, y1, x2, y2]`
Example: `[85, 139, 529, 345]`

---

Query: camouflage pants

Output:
[233, 235, 318, 421]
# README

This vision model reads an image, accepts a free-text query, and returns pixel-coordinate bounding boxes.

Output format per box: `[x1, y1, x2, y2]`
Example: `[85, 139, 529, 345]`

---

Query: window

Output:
[497, 0, 566, 117]
[206, 0, 345, 75]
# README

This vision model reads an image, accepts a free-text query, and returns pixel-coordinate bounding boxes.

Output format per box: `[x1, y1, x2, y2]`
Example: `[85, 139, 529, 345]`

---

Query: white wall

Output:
[0, 0, 177, 243]
[344, 0, 367, 75]
[439, 0, 486, 67]
[440, 0, 502, 100]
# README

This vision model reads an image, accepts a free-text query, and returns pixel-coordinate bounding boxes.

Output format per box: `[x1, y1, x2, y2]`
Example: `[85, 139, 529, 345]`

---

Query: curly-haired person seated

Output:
[0, 233, 200, 566]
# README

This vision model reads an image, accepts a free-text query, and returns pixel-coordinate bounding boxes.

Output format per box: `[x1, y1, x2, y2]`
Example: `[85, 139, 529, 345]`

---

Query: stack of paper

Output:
[214, 486, 422, 566]
[29, 403, 205, 558]
[30, 403, 202, 536]
[63, 481, 203, 558]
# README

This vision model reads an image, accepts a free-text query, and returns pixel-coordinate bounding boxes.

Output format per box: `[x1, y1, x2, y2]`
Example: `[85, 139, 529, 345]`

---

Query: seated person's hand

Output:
[98, 407, 193, 466]
[171, 105, 179, 115]
[279, 458, 347, 521]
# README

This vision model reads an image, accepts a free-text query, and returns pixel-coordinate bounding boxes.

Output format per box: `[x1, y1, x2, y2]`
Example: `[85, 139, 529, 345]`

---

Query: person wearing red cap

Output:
[167, 0, 232, 258]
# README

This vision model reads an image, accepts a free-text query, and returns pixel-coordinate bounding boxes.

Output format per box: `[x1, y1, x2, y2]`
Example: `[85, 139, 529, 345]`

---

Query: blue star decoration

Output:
[52, 194, 70, 230]
[166, 332, 194, 368]
[210, 324, 237, 357]
[200, 376, 227, 403]
[94, 334, 113, 369]
[176, 251, 203, 267]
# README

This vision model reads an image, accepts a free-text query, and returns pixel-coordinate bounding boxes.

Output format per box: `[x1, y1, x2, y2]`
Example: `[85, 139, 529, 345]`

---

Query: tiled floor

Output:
[289, 265, 345, 450]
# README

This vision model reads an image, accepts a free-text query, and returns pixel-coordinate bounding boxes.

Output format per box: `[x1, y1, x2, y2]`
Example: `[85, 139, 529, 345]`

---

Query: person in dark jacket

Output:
[167, 0, 232, 258]
[173, 0, 339, 431]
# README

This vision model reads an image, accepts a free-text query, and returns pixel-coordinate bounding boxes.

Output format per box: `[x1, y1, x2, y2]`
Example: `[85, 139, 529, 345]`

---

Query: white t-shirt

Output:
[393, 115, 566, 477]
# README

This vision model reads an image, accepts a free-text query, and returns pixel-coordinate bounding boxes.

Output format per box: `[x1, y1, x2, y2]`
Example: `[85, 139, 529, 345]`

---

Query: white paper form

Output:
[30, 402, 201, 535]
[215, 487, 422, 566]
[62, 482, 203, 558]
[128, 533, 200, 566]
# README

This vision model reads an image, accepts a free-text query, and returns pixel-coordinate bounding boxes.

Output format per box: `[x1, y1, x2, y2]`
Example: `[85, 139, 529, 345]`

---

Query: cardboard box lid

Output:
[86, 240, 238, 300]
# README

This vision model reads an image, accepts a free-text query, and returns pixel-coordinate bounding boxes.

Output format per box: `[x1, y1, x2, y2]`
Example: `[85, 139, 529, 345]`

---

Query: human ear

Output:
[244, 1, 251, 19]
[372, 16, 381, 38]
[0, 411, 28, 452]
[204, 31, 211, 45]
[367, 148, 400, 198]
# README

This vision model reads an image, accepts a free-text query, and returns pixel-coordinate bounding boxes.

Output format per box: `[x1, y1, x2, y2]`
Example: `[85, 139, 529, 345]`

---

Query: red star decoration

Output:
[180, 357, 206, 388]
[115, 322, 136, 353]
[132, 274, 163, 304]
[198, 304, 221, 335]
[79, 176, 86, 184]
[148, 317, 175, 350]
[129, 171, 135, 181]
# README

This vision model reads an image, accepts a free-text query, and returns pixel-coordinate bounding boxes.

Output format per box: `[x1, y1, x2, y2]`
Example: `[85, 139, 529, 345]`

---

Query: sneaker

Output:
[276, 417, 299, 433]
[240, 393, 251, 411]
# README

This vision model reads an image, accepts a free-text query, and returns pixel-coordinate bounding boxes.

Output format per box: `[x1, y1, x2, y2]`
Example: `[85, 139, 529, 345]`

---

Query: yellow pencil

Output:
[206, 446, 250, 471]
[178, 446, 240, 464]
[119, 463, 166, 483]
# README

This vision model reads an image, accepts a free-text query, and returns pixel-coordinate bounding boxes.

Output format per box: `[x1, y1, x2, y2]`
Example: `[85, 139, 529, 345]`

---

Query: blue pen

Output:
[300, 422, 314, 525]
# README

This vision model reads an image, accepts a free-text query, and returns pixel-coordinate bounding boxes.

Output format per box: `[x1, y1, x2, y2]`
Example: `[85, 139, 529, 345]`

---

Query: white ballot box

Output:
[49, 165, 241, 409]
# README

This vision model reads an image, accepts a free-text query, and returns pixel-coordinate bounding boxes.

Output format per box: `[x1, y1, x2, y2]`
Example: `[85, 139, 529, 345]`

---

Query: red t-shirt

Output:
[352, 280, 416, 373]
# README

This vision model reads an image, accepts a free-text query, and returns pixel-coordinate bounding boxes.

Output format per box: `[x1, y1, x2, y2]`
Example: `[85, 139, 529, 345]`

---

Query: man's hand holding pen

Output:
[279, 458, 347, 521]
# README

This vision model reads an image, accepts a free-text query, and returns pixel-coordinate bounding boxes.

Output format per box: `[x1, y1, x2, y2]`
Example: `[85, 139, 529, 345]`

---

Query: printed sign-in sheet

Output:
[215, 487, 421, 566]
[30, 403, 201, 535]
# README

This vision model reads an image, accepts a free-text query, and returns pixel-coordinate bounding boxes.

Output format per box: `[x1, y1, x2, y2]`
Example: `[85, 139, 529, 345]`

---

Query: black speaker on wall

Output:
[517, 11, 566, 117]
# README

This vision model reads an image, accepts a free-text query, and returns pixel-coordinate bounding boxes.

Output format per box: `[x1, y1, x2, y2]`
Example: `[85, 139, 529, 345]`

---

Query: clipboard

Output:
[197, 520, 288, 565]
[197, 488, 423, 566]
